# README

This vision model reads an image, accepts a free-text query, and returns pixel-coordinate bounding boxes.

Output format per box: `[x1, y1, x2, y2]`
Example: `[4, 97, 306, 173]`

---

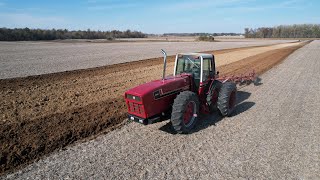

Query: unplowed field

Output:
[0, 41, 307, 174]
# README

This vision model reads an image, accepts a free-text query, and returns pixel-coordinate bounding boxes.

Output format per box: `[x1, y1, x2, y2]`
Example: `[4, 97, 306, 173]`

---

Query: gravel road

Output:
[3, 41, 319, 179]
[0, 40, 294, 79]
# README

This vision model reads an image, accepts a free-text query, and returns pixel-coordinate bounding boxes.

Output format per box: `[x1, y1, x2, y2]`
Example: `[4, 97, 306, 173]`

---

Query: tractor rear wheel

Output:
[171, 91, 199, 134]
[217, 82, 237, 117]
[206, 81, 221, 113]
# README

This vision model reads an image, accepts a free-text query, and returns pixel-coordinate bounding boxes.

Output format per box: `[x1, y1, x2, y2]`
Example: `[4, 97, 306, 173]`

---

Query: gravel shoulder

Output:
[0, 40, 295, 79]
[3, 41, 319, 179]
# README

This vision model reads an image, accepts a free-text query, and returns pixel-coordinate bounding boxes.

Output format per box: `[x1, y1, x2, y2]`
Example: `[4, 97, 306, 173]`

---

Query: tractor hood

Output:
[125, 74, 192, 119]
[125, 74, 191, 98]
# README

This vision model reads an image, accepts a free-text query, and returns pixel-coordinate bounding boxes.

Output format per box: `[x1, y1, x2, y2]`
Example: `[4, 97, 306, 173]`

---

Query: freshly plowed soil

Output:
[0, 42, 308, 174]
[217, 43, 307, 76]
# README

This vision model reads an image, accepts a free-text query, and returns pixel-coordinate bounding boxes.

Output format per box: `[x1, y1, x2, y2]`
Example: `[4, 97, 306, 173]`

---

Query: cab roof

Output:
[177, 53, 213, 59]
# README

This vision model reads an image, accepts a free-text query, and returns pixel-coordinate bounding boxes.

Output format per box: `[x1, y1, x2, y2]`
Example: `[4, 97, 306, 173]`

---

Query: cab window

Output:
[176, 55, 201, 80]
[202, 58, 212, 82]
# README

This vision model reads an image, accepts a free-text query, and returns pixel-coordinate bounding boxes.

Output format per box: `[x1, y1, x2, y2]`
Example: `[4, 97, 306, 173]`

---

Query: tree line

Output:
[163, 32, 242, 36]
[245, 24, 320, 38]
[198, 35, 215, 41]
[0, 28, 147, 41]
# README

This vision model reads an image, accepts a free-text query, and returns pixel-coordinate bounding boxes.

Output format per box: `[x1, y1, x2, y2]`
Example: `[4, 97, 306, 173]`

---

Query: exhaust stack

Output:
[161, 49, 167, 81]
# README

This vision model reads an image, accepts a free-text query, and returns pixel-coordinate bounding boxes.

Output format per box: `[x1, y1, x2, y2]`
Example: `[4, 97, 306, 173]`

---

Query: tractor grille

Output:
[128, 102, 145, 115]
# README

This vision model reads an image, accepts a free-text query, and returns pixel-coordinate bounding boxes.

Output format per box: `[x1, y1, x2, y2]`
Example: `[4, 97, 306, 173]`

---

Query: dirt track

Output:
[0, 42, 307, 174]
[3, 40, 319, 179]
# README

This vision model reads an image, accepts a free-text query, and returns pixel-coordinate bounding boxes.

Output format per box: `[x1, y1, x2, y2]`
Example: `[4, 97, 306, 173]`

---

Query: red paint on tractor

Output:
[229, 91, 236, 109]
[125, 74, 191, 119]
[183, 101, 195, 125]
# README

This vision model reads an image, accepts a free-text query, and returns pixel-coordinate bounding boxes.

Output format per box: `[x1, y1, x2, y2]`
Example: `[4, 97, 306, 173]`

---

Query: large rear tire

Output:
[217, 82, 237, 117]
[206, 81, 221, 113]
[171, 91, 199, 134]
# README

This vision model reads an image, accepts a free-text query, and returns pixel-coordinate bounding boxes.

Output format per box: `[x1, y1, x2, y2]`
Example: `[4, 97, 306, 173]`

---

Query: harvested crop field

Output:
[0, 41, 308, 174]
[0, 40, 296, 79]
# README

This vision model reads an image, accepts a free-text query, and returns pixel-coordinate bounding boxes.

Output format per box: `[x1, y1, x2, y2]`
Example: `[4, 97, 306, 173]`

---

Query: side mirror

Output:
[216, 71, 219, 75]
[215, 71, 220, 78]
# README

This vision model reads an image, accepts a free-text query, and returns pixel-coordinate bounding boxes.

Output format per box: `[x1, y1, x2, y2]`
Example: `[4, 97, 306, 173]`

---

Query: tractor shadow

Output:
[159, 91, 255, 134]
[253, 77, 263, 86]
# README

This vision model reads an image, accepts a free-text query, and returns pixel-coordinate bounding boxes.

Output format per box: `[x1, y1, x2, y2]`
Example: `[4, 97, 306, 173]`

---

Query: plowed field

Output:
[0, 41, 307, 174]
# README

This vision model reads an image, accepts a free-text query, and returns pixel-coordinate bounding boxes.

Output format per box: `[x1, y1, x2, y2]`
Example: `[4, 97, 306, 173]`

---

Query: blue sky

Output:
[0, 0, 319, 33]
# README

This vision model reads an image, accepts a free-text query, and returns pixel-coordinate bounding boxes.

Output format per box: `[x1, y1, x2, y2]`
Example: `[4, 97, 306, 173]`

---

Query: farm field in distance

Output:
[0, 40, 308, 175]
[0, 39, 296, 79]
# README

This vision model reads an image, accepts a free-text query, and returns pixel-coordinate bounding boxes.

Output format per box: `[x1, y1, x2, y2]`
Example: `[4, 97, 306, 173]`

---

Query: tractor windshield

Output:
[175, 55, 201, 79]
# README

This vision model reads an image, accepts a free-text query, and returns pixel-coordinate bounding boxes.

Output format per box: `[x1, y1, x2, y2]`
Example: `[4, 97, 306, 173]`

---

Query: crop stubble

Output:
[0, 42, 307, 174]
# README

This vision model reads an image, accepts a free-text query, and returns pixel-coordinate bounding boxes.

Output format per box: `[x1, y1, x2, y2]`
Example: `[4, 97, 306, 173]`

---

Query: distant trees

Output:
[0, 28, 147, 41]
[163, 32, 242, 36]
[197, 35, 215, 41]
[244, 24, 320, 38]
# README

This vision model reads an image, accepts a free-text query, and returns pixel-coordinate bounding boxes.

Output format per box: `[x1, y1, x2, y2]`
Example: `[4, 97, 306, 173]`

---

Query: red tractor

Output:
[124, 50, 253, 133]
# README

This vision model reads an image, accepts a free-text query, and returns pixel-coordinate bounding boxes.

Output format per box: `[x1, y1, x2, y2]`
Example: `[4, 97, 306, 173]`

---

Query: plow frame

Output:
[217, 70, 258, 86]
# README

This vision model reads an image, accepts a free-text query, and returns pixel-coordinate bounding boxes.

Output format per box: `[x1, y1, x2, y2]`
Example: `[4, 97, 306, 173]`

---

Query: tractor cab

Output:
[174, 53, 216, 90]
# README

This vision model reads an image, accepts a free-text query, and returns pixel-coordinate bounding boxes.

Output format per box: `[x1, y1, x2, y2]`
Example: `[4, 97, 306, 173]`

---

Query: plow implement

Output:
[218, 70, 259, 86]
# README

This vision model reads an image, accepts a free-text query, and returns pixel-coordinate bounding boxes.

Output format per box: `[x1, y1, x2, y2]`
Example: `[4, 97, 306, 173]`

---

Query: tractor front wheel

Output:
[217, 82, 237, 117]
[171, 91, 200, 134]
